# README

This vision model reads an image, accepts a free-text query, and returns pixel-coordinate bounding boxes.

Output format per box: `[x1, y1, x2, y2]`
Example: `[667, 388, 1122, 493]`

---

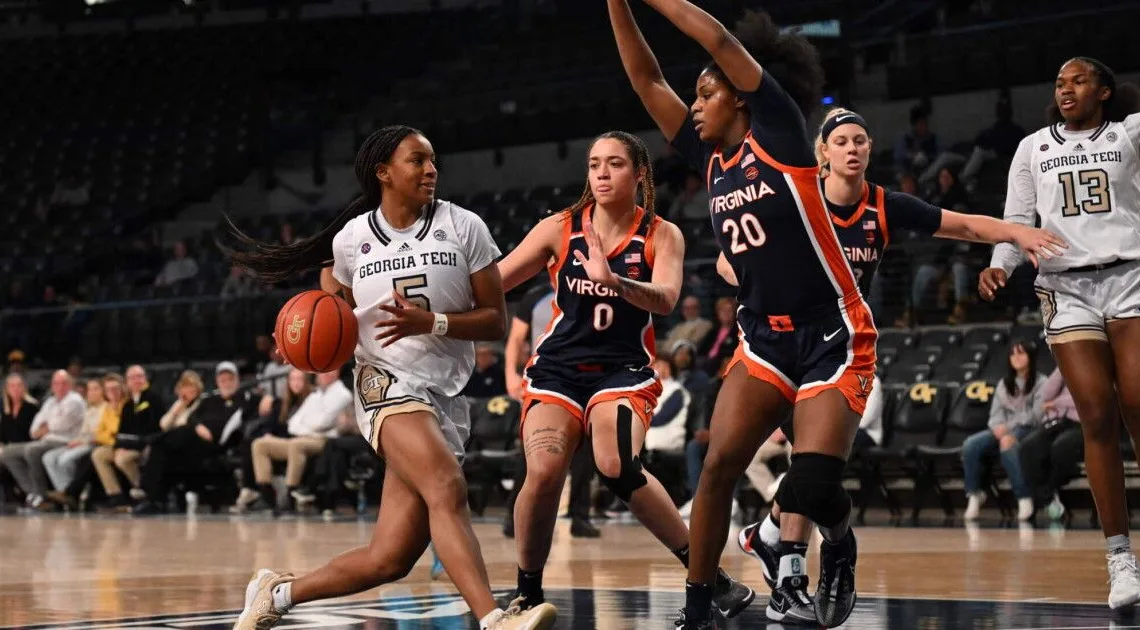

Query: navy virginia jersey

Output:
[672, 73, 862, 321]
[827, 182, 943, 296]
[528, 205, 661, 370]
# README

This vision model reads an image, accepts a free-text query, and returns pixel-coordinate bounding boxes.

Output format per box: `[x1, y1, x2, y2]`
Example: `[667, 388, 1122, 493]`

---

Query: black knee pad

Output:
[774, 452, 850, 527]
[594, 405, 647, 502]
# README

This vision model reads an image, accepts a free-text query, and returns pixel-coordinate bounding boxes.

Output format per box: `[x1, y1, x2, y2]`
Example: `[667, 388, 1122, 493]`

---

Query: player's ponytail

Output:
[702, 10, 824, 120]
[221, 125, 422, 284]
[564, 131, 657, 222]
[1047, 57, 1140, 125]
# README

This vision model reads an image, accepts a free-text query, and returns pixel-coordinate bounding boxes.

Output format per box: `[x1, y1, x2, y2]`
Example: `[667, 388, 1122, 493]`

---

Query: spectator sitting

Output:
[233, 368, 313, 513]
[894, 103, 940, 177]
[921, 91, 1025, 190]
[297, 409, 375, 516]
[679, 356, 738, 520]
[670, 340, 710, 397]
[0, 370, 84, 508]
[1019, 367, 1083, 521]
[92, 365, 163, 510]
[644, 351, 690, 454]
[463, 343, 507, 398]
[0, 374, 40, 501]
[154, 240, 199, 286]
[909, 167, 975, 325]
[44, 373, 123, 511]
[249, 370, 351, 513]
[668, 171, 710, 222]
[133, 361, 257, 515]
[40, 378, 108, 505]
[258, 340, 292, 399]
[664, 296, 714, 352]
[220, 265, 258, 298]
[158, 370, 205, 431]
[962, 340, 1046, 523]
[697, 297, 739, 376]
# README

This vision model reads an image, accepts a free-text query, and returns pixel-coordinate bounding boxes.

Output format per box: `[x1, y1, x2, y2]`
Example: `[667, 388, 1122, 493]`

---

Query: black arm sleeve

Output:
[883, 190, 943, 236]
[741, 73, 815, 168]
[669, 114, 714, 173]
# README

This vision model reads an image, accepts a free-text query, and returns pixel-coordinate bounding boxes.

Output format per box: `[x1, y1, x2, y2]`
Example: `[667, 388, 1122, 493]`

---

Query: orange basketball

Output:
[275, 290, 358, 373]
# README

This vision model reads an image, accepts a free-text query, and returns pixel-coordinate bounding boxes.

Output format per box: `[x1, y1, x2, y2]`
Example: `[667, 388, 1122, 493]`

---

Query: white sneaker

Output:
[730, 499, 742, 523]
[1017, 498, 1034, 521]
[232, 569, 295, 630]
[1046, 494, 1065, 520]
[230, 488, 260, 514]
[483, 603, 558, 629]
[964, 492, 985, 521]
[678, 499, 694, 519]
[1107, 551, 1140, 609]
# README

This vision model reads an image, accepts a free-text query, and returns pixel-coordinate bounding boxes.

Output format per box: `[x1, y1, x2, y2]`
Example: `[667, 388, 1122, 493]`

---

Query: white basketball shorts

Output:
[1034, 259, 1140, 345]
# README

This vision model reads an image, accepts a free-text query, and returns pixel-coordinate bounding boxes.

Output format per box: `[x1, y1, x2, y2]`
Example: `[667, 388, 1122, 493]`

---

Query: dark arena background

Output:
[2, 0, 1140, 628]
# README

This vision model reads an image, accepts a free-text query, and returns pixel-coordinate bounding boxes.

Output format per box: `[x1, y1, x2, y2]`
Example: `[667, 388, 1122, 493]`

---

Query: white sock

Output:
[271, 582, 292, 613]
[1108, 534, 1131, 556]
[479, 608, 505, 629]
[777, 551, 806, 583]
[759, 513, 781, 547]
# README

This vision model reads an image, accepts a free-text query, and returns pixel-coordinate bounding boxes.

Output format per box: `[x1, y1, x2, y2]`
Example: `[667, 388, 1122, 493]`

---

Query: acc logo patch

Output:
[745, 166, 760, 181]
[361, 242, 371, 254]
[434, 229, 447, 241]
[1107, 131, 1118, 143]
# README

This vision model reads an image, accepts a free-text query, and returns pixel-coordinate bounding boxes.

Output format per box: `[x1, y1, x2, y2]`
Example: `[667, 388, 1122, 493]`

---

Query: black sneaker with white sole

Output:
[814, 529, 858, 627]
[766, 573, 818, 625]
[737, 522, 778, 589]
[712, 568, 754, 618]
[672, 608, 717, 629]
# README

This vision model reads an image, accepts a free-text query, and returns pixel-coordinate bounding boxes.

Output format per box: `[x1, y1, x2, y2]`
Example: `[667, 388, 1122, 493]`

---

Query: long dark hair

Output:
[1002, 338, 1039, 397]
[1046, 57, 1140, 125]
[701, 10, 825, 119]
[563, 131, 657, 221]
[220, 125, 423, 284]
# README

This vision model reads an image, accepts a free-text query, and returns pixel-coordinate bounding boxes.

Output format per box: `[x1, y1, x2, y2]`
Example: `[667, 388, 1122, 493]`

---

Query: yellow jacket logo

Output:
[486, 396, 511, 415]
[909, 382, 938, 404]
[287, 314, 306, 344]
[964, 381, 995, 404]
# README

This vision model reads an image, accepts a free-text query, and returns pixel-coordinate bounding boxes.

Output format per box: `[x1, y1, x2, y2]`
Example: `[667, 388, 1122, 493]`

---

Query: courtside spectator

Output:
[664, 296, 713, 351]
[1020, 368, 1083, 521]
[154, 240, 199, 286]
[0, 374, 39, 501]
[0, 370, 83, 508]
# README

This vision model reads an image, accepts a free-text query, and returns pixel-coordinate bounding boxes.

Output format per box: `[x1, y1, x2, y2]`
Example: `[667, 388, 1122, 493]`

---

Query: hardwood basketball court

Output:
[0, 512, 1135, 629]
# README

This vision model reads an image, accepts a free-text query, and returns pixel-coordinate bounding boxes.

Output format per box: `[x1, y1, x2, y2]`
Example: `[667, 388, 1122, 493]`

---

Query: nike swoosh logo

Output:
[572, 258, 583, 266]
[823, 328, 842, 341]
[714, 176, 725, 185]
[835, 115, 854, 123]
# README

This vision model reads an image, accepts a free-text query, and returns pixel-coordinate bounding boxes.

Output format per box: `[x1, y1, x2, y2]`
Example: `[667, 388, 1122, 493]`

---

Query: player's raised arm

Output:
[607, 0, 689, 140]
[640, 0, 762, 93]
[936, 210, 1067, 264]
[576, 219, 684, 315]
[497, 214, 565, 293]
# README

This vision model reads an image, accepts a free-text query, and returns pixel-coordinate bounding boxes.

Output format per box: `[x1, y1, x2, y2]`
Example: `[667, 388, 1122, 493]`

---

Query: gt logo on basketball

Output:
[287, 314, 305, 344]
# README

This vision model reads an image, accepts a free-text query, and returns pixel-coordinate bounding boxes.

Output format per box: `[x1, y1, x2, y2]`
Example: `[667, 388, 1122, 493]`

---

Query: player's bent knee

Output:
[593, 405, 648, 502]
[422, 469, 468, 512]
[525, 455, 570, 496]
[775, 452, 850, 528]
[593, 451, 623, 480]
[595, 453, 646, 502]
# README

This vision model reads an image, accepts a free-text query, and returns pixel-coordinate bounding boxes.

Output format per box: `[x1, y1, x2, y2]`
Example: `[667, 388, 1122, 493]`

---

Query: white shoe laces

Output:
[1107, 552, 1139, 586]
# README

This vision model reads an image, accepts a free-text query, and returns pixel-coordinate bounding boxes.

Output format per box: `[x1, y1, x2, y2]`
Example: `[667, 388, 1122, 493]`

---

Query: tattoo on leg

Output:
[525, 427, 569, 456]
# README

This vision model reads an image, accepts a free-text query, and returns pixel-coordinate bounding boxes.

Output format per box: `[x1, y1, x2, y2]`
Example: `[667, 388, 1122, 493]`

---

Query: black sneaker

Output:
[738, 522, 778, 589]
[712, 568, 754, 618]
[570, 516, 600, 538]
[814, 529, 858, 627]
[766, 573, 817, 624]
[672, 608, 717, 629]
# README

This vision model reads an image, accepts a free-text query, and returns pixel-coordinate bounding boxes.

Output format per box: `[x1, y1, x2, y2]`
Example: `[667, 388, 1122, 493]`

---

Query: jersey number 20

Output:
[722, 213, 767, 253]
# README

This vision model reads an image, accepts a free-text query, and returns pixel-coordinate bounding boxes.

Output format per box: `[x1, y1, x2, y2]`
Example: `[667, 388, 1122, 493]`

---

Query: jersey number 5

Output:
[1058, 169, 1111, 216]
[722, 213, 767, 253]
[393, 274, 431, 310]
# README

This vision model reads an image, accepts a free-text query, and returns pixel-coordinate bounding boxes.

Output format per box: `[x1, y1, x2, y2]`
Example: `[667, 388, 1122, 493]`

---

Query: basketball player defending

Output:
[611, 1, 875, 626]
[224, 125, 556, 630]
[735, 106, 1066, 604]
[980, 57, 1140, 610]
[496, 131, 754, 620]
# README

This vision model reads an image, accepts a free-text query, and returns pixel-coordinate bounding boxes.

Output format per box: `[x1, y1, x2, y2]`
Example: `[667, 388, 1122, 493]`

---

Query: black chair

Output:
[463, 396, 522, 516]
[916, 379, 998, 518]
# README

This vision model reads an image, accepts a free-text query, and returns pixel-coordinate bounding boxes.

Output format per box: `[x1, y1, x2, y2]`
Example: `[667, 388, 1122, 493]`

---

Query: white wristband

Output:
[432, 312, 449, 336]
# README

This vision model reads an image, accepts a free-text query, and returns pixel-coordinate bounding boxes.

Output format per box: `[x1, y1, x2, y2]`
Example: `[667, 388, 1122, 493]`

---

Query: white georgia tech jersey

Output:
[992, 113, 1140, 274]
[332, 200, 501, 397]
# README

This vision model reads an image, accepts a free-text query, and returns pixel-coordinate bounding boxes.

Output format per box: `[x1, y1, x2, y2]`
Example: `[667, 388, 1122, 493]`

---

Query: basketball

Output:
[274, 290, 358, 373]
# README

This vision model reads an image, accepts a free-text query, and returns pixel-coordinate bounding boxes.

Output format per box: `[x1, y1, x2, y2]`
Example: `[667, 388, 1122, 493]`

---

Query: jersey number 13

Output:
[1058, 169, 1112, 217]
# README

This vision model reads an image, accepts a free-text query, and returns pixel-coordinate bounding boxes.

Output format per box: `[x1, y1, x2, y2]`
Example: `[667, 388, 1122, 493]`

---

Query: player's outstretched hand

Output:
[978, 268, 1008, 302]
[1010, 224, 1068, 268]
[574, 222, 620, 289]
[374, 293, 435, 347]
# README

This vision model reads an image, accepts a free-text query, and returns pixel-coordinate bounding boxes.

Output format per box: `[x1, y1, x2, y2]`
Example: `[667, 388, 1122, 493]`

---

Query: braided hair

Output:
[562, 131, 657, 221]
[221, 125, 423, 284]
[1047, 57, 1140, 125]
[701, 10, 825, 119]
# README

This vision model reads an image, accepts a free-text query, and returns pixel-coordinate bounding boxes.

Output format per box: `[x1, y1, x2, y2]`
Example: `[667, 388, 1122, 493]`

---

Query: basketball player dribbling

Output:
[610, 1, 873, 626]
[980, 57, 1140, 610]
[495, 131, 753, 619]
[223, 125, 556, 630]
[732, 106, 1066, 607]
